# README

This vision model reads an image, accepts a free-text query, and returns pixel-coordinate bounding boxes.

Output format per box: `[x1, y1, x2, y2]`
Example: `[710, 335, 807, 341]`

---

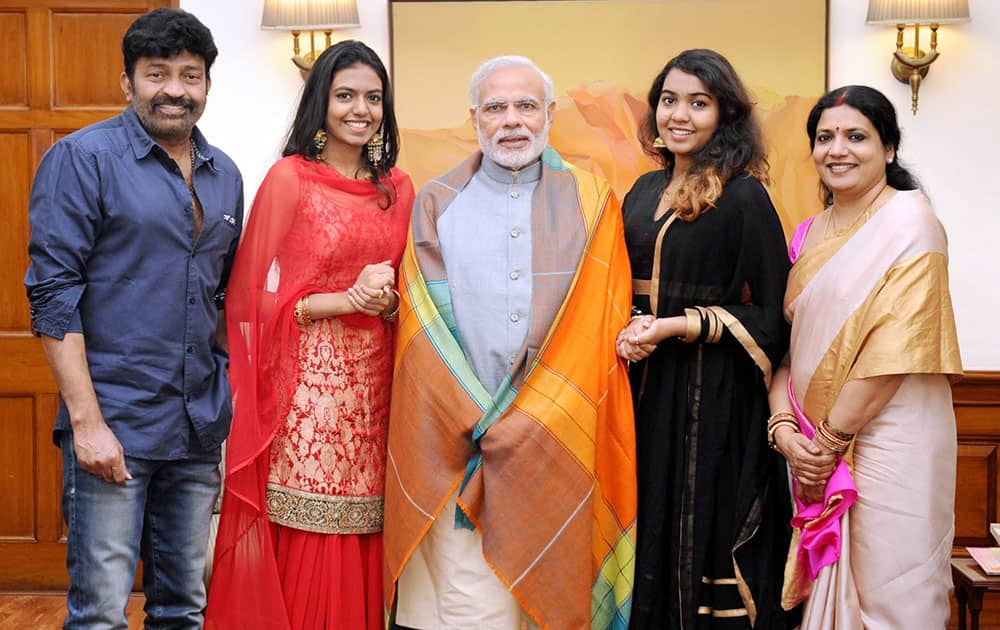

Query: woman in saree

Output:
[769, 85, 962, 629]
[616, 49, 796, 629]
[205, 41, 414, 629]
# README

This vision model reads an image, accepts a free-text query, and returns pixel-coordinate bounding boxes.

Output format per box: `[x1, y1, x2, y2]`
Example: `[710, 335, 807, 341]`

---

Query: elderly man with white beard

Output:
[384, 56, 638, 630]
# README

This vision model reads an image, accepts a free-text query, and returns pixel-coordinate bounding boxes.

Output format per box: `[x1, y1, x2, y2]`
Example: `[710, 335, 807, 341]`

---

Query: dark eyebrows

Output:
[660, 89, 714, 100]
[143, 61, 204, 73]
[816, 126, 868, 135]
[331, 86, 383, 95]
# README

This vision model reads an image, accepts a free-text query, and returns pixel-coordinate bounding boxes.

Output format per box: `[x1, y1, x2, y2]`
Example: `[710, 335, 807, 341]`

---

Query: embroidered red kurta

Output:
[206, 155, 414, 630]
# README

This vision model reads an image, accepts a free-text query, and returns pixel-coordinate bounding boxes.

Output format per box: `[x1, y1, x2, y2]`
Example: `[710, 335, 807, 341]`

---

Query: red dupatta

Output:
[205, 155, 413, 629]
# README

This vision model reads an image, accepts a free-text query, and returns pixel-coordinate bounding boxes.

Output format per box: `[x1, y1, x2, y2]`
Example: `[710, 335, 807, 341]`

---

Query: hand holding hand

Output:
[775, 427, 836, 504]
[616, 316, 658, 361]
[355, 260, 395, 291]
[347, 283, 393, 317]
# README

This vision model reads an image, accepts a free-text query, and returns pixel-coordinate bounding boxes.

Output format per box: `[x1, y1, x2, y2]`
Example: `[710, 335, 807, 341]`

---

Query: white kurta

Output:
[396, 157, 542, 630]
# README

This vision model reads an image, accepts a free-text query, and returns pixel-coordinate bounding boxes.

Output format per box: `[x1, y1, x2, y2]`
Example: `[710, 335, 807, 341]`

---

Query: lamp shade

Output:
[866, 0, 970, 24]
[261, 0, 360, 30]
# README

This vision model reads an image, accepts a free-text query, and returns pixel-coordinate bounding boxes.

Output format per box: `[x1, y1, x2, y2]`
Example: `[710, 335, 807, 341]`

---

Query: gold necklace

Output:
[316, 154, 371, 180]
[188, 140, 197, 195]
[824, 182, 888, 238]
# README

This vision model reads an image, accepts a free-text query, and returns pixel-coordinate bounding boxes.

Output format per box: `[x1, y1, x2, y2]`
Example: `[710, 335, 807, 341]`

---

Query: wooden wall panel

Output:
[949, 372, 1000, 630]
[34, 394, 64, 543]
[954, 372, 1000, 547]
[52, 12, 136, 109]
[0, 11, 28, 106]
[955, 444, 998, 546]
[0, 132, 31, 332]
[0, 0, 176, 592]
[0, 397, 36, 541]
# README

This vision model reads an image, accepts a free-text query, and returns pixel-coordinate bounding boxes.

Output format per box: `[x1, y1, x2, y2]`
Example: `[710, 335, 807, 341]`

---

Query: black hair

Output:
[283, 40, 400, 208]
[122, 8, 217, 80]
[638, 49, 768, 221]
[806, 85, 920, 205]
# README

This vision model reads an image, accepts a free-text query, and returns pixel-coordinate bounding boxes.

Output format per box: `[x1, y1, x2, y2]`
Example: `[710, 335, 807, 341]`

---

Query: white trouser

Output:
[396, 496, 538, 630]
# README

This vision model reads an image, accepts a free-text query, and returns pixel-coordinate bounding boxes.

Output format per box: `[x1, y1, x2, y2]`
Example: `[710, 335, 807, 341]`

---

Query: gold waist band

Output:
[266, 484, 384, 534]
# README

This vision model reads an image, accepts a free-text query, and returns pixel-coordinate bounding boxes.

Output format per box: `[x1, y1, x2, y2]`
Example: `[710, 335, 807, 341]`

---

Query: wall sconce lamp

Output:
[262, 0, 360, 77]
[866, 0, 970, 115]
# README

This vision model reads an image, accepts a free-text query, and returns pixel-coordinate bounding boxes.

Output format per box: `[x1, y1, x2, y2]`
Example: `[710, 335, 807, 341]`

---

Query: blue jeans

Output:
[60, 431, 221, 630]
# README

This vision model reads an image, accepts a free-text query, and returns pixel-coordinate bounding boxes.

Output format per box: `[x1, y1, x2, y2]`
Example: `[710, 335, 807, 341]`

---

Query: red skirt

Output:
[272, 524, 383, 630]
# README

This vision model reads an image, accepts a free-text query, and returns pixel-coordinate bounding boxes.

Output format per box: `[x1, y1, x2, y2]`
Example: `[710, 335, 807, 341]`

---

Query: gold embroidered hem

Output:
[266, 484, 384, 534]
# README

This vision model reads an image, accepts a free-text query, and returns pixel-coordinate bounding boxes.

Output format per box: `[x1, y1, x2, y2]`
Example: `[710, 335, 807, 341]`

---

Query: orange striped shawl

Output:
[384, 149, 637, 629]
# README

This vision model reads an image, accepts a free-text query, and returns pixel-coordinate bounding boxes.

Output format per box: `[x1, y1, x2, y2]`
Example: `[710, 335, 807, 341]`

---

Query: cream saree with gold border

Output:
[783, 190, 962, 629]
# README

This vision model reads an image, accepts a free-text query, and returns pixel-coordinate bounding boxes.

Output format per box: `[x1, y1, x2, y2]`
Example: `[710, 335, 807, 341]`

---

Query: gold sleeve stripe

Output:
[706, 306, 772, 389]
[701, 576, 739, 585]
[733, 560, 758, 625]
[648, 211, 681, 316]
[683, 307, 702, 343]
[709, 309, 723, 343]
[697, 606, 749, 618]
[631, 279, 652, 297]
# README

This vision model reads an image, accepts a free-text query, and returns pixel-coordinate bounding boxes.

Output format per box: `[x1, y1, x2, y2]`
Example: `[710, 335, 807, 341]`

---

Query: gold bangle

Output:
[814, 431, 848, 454]
[767, 419, 799, 451]
[380, 289, 400, 322]
[294, 296, 313, 327]
[823, 420, 855, 442]
[767, 411, 797, 427]
[818, 420, 852, 447]
[814, 420, 851, 454]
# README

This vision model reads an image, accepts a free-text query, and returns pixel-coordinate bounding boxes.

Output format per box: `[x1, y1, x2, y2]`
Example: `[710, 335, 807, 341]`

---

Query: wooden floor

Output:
[0, 592, 997, 629]
[0, 593, 144, 629]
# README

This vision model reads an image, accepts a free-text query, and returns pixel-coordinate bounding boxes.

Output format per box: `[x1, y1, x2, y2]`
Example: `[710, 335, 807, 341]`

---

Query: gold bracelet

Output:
[814, 431, 848, 454]
[767, 411, 797, 427]
[767, 418, 800, 451]
[818, 419, 853, 447]
[823, 419, 855, 442]
[814, 420, 851, 454]
[293, 295, 313, 327]
[380, 289, 401, 322]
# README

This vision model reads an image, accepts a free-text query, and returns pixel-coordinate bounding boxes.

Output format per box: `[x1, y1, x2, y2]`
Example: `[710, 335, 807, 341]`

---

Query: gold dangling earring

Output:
[366, 131, 384, 167]
[652, 136, 667, 148]
[312, 129, 328, 154]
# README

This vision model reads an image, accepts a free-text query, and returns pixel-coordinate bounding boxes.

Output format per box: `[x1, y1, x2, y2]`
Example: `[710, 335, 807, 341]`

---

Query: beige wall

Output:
[181, 0, 999, 369]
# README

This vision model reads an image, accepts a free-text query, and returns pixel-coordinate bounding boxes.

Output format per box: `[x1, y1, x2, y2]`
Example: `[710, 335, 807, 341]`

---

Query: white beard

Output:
[478, 118, 550, 170]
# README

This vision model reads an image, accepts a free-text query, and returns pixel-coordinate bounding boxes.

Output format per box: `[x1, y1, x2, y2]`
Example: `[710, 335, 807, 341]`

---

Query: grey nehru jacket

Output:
[437, 156, 542, 395]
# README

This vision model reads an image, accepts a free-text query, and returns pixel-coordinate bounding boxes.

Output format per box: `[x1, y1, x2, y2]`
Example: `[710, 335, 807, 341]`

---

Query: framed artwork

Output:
[389, 0, 828, 232]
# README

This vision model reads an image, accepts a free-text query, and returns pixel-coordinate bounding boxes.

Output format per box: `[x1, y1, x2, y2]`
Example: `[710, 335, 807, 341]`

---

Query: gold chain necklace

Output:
[316, 154, 370, 180]
[824, 182, 888, 239]
[188, 139, 197, 195]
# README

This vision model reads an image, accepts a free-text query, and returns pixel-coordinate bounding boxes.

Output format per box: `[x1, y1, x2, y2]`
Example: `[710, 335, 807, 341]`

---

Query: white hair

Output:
[468, 55, 554, 106]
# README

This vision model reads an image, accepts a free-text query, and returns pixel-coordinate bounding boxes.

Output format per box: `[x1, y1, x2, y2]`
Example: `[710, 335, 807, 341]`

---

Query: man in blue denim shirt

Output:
[23, 8, 242, 628]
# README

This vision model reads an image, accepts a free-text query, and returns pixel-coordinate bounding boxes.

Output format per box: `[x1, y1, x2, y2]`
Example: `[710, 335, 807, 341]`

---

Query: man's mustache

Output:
[151, 97, 195, 111]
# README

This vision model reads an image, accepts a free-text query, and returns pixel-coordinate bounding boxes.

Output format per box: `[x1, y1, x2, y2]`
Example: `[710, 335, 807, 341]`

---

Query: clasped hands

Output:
[615, 314, 685, 362]
[346, 260, 397, 317]
[773, 427, 837, 504]
[616, 315, 657, 361]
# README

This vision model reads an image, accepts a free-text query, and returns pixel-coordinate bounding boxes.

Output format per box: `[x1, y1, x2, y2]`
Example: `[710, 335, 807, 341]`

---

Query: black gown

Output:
[623, 170, 798, 630]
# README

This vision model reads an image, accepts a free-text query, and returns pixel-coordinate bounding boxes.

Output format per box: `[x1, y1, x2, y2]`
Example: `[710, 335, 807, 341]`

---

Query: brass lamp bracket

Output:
[890, 23, 941, 115]
[290, 30, 334, 79]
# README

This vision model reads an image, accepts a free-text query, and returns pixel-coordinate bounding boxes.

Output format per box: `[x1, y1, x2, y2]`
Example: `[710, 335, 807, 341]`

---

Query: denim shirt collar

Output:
[122, 106, 218, 173]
